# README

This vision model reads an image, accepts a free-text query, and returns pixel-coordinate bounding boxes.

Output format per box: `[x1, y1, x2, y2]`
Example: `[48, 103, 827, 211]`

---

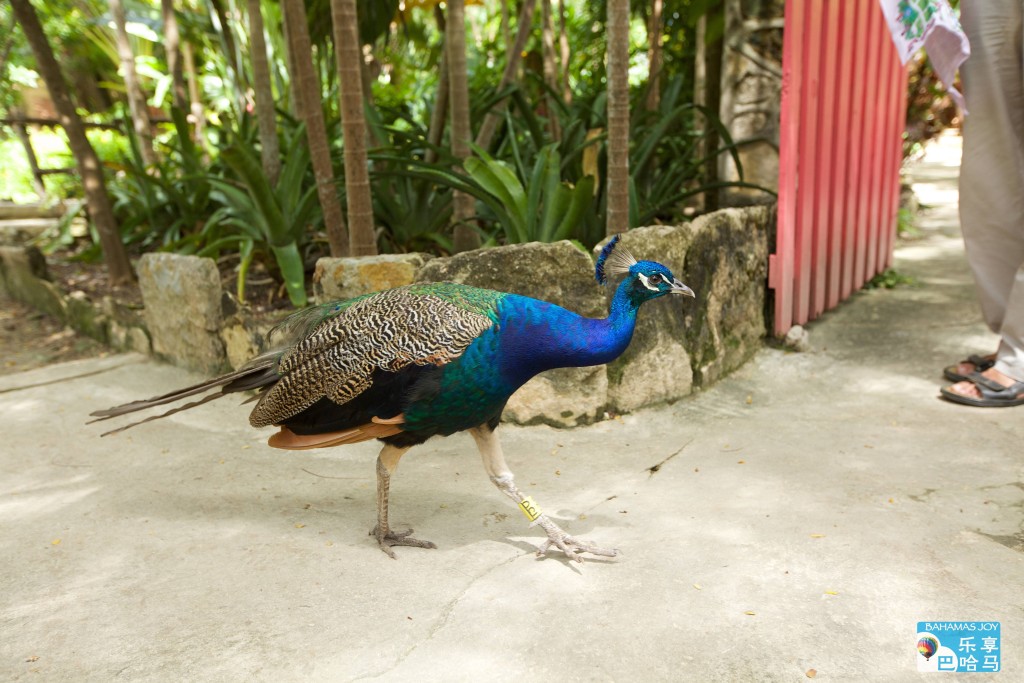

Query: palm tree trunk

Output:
[110, 0, 155, 166]
[161, 0, 187, 110]
[10, 0, 133, 285]
[558, 0, 572, 103]
[446, 0, 479, 252]
[645, 0, 663, 112]
[474, 0, 537, 152]
[247, 0, 281, 186]
[282, 0, 349, 256]
[605, 0, 630, 235]
[540, 0, 561, 140]
[702, 0, 724, 212]
[330, 0, 377, 256]
[425, 5, 448, 165]
[182, 40, 206, 149]
[500, 0, 511, 57]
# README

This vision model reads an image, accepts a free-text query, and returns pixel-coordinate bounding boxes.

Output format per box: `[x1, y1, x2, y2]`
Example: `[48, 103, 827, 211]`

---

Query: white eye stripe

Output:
[636, 272, 660, 292]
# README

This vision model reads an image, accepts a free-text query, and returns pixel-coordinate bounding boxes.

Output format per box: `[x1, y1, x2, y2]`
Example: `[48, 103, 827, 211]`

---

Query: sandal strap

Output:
[967, 372, 1024, 400]
[966, 354, 996, 370]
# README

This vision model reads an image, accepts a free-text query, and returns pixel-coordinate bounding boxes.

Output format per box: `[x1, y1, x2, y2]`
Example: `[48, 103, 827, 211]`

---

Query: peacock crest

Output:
[595, 235, 640, 285]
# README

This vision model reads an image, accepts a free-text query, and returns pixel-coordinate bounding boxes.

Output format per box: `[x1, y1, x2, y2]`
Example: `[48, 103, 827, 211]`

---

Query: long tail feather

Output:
[89, 357, 278, 433]
[95, 392, 229, 437]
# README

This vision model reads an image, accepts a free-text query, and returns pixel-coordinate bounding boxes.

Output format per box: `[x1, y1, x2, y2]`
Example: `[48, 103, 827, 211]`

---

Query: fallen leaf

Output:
[325, 541, 333, 547]
[294, 523, 305, 529]
[824, 590, 838, 596]
[806, 669, 817, 679]
[744, 610, 756, 616]
[578, 514, 587, 520]
[554, 470, 561, 476]
[693, 583, 702, 590]
[888, 498, 895, 504]
[51, 539, 61, 546]
[738, 460, 745, 464]
[810, 534, 826, 538]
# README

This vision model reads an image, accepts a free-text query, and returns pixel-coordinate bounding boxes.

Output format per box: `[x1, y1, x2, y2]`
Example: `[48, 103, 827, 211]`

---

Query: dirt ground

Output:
[0, 297, 108, 376]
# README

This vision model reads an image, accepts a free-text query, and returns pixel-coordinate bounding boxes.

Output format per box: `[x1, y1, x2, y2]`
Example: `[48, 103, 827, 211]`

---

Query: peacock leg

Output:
[469, 425, 618, 562]
[371, 444, 437, 558]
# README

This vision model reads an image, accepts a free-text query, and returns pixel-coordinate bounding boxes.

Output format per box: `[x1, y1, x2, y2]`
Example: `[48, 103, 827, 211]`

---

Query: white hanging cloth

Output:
[877, 0, 970, 112]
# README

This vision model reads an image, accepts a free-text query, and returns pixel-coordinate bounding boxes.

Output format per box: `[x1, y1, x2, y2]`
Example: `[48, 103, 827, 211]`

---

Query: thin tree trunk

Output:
[283, 0, 349, 256]
[703, 1, 724, 212]
[645, 0, 663, 112]
[424, 5, 448, 164]
[330, 0, 377, 256]
[474, 0, 537, 152]
[500, 0, 511, 57]
[161, 0, 187, 110]
[540, 0, 561, 140]
[558, 0, 571, 103]
[247, 0, 281, 185]
[447, 0, 479, 252]
[605, 0, 630, 235]
[110, 0, 156, 166]
[182, 40, 206, 147]
[208, 0, 242, 85]
[11, 115, 48, 200]
[10, 0, 133, 285]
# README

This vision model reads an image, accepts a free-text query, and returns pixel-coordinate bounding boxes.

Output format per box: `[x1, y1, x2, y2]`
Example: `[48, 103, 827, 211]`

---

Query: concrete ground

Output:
[2, 134, 1021, 681]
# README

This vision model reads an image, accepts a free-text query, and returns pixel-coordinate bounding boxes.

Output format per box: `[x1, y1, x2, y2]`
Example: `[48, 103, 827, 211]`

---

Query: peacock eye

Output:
[648, 273, 663, 285]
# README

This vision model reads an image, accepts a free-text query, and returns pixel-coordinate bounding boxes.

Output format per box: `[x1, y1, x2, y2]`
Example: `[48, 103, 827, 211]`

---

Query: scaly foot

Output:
[371, 526, 437, 559]
[533, 515, 618, 562]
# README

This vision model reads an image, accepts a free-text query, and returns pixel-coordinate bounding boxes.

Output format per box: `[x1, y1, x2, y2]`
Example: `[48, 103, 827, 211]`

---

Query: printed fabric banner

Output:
[877, 0, 970, 112]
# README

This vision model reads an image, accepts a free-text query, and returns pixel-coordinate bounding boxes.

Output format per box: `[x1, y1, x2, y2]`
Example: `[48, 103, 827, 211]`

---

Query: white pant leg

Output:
[959, 0, 1024, 382]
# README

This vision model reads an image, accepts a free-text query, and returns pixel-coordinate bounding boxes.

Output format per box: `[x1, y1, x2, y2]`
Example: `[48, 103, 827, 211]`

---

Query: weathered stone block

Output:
[0, 246, 65, 318]
[598, 225, 697, 412]
[598, 206, 769, 411]
[313, 253, 433, 302]
[65, 291, 108, 344]
[681, 207, 769, 386]
[416, 241, 605, 317]
[137, 253, 226, 374]
[504, 366, 608, 427]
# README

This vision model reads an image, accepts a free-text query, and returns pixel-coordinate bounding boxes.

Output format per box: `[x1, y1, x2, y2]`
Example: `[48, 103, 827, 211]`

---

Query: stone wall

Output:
[2, 206, 772, 427]
[0, 245, 149, 353]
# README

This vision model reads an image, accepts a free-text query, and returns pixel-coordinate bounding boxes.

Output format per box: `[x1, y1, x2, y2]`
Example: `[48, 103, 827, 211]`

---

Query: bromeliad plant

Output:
[205, 126, 321, 307]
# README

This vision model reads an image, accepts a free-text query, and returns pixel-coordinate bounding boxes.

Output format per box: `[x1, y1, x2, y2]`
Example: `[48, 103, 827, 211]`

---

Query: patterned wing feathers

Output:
[249, 286, 497, 428]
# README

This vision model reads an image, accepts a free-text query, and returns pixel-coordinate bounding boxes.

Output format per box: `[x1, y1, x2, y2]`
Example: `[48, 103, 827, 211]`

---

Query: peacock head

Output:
[595, 235, 695, 305]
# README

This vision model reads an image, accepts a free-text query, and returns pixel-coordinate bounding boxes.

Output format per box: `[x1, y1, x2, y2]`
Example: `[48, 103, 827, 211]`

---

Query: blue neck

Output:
[494, 282, 643, 386]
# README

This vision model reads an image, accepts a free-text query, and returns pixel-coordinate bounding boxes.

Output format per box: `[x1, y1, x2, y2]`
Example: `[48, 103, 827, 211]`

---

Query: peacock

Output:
[91, 236, 695, 561]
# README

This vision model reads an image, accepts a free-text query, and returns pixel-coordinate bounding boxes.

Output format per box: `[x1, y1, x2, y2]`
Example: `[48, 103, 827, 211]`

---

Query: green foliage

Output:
[207, 127, 320, 307]
[465, 145, 595, 244]
[866, 268, 917, 290]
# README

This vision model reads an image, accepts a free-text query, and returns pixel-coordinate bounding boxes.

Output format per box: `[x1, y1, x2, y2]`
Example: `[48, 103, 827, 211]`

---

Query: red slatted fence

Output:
[770, 0, 909, 336]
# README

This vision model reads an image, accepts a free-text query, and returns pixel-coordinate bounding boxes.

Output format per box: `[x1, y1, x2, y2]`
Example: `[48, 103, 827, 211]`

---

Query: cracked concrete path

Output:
[3, 134, 1022, 681]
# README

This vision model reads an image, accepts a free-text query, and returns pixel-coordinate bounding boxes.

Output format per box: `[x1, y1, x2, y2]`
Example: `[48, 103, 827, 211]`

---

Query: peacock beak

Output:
[670, 278, 695, 297]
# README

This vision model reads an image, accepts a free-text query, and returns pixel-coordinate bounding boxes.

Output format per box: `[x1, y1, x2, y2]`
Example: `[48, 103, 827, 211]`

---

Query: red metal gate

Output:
[769, 0, 909, 336]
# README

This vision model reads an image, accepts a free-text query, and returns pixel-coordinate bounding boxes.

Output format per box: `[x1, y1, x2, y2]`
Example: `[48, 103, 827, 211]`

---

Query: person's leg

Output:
[946, 0, 1024, 401]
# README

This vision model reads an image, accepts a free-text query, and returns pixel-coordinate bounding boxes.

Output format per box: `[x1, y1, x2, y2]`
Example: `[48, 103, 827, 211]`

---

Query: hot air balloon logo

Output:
[918, 634, 940, 660]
